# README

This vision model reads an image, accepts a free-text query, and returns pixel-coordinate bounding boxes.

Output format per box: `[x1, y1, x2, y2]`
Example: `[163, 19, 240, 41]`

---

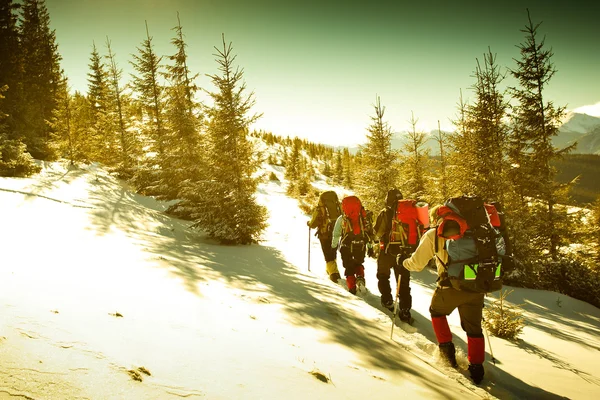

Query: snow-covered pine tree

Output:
[160, 13, 204, 200]
[399, 111, 431, 200]
[0, 85, 40, 176]
[508, 10, 573, 261]
[87, 42, 118, 166]
[130, 21, 166, 195]
[19, 0, 62, 160]
[184, 34, 267, 244]
[105, 37, 138, 179]
[334, 150, 343, 185]
[354, 96, 398, 211]
[342, 147, 353, 190]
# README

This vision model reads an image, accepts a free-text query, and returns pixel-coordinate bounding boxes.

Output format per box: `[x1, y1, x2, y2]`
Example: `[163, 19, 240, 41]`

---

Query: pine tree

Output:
[105, 37, 138, 178]
[160, 13, 204, 199]
[431, 120, 450, 204]
[399, 111, 431, 200]
[334, 150, 343, 184]
[19, 0, 61, 160]
[0, 85, 40, 176]
[354, 96, 398, 211]
[87, 42, 117, 165]
[0, 0, 22, 140]
[509, 10, 572, 260]
[342, 147, 353, 189]
[450, 50, 509, 203]
[130, 21, 166, 194]
[180, 34, 267, 244]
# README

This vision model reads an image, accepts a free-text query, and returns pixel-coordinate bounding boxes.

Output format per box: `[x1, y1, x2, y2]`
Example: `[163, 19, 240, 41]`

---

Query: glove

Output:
[366, 243, 374, 258]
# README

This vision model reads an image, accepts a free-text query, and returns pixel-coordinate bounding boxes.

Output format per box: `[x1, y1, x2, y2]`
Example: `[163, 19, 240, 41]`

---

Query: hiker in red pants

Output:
[401, 205, 486, 385]
[331, 195, 372, 295]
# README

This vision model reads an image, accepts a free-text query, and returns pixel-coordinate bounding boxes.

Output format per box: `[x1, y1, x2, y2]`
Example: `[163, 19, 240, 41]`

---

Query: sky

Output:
[1, 138, 599, 399]
[44, 0, 600, 146]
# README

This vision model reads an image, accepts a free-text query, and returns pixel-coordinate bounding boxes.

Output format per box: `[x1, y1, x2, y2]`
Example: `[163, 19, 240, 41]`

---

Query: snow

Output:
[572, 102, 600, 118]
[1, 157, 599, 399]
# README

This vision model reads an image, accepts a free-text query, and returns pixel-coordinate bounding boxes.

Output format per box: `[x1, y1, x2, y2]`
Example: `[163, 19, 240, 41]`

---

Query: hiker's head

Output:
[385, 188, 403, 208]
[441, 220, 461, 239]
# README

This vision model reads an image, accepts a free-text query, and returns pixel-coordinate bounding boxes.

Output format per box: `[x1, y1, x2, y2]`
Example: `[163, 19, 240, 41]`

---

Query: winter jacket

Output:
[330, 215, 344, 249]
[402, 228, 449, 278]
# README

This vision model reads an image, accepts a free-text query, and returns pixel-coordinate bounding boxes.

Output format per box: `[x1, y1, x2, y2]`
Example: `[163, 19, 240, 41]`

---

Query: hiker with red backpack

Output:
[373, 188, 429, 324]
[308, 191, 343, 282]
[401, 195, 508, 385]
[331, 195, 373, 295]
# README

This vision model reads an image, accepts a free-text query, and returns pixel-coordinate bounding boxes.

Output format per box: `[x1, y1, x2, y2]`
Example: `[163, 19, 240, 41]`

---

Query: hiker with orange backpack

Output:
[331, 195, 373, 295]
[373, 188, 429, 323]
[307, 191, 342, 282]
[401, 196, 508, 385]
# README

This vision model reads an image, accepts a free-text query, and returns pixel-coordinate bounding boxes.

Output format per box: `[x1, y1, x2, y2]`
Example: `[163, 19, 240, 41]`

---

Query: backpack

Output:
[317, 191, 341, 236]
[436, 195, 505, 293]
[340, 196, 367, 262]
[385, 199, 429, 255]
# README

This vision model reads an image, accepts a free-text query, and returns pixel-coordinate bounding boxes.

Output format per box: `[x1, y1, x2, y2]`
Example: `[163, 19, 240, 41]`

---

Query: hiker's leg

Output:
[377, 252, 394, 304]
[395, 252, 412, 311]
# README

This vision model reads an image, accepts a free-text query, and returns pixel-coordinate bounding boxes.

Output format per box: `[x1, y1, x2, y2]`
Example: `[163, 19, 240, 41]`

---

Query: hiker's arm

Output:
[307, 207, 320, 228]
[373, 210, 387, 240]
[402, 229, 436, 272]
[330, 216, 343, 248]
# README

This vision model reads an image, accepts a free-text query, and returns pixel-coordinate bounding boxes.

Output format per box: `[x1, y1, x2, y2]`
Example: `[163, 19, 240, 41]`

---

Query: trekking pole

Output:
[390, 274, 402, 340]
[483, 319, 496, 365]
[307, 226, 311, 272]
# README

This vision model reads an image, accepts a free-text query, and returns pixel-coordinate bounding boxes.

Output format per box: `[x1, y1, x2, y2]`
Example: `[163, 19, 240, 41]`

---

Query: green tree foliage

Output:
[430, 121, 450, 204]
[105, 37, 139, 178]
[130, 21, 166, 195]
[483, 289, 525, 340]
[354, 96, 398, 211]
[160, 13, 204, 200]
[450, 50, 509, 203]
[0, 0, 22, 140]
[399, 111, 431, 200]
[0, 85, 40, 176]
[87, 42, 117, 165]
[508, 10, 572, 260]
[19, 0, 61, 160]
[177, 35, 267, 244]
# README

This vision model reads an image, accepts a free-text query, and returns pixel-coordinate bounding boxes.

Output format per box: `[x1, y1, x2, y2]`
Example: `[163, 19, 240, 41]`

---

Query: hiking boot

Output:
[349, 287, 357, 295]
[468, 363, 484, 385]
[398, 308, 412, 323]
[381, 298, 394, 312]
[329, 272, 341, 283]
[439, 342, 458, 368]
[356, 276, 365, 289]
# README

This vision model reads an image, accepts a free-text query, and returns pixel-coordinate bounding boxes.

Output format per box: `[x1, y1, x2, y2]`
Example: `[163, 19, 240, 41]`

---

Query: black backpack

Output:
[317, 191, 341, 236]
[442, 195, 505, 293]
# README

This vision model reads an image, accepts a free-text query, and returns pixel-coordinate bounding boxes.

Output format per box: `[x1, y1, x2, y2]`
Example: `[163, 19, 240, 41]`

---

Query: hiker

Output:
[401, 201, 505, 385]
[307, 191, 342, 282]
[374, 189, 428, 323]
[331, 195, 372, 295]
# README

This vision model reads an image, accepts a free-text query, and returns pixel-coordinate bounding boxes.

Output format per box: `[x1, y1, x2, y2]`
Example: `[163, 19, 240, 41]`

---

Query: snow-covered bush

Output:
[483, 289, 525, 340]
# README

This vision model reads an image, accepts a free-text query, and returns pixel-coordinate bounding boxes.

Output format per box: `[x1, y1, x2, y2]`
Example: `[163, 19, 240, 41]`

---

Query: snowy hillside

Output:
[1, 155, 599, 399]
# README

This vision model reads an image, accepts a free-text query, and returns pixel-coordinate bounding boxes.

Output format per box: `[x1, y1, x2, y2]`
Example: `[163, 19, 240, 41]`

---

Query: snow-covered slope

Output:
[0, 157, 599, 399]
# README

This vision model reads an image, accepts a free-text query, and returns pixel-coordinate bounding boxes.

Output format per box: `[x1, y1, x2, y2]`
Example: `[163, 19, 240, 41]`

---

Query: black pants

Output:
[340, 246, 364, 277]
[318, 234, 337, 263]
[377, 250, 411, 309]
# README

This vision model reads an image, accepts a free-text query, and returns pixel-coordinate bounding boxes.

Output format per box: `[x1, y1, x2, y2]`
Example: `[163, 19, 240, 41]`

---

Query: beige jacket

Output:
[402, 228, 449, 277]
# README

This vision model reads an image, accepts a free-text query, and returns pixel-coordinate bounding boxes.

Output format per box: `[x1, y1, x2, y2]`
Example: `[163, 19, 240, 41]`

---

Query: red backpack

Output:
[388, 200, 429, 248]
[341, 195, 365, 235]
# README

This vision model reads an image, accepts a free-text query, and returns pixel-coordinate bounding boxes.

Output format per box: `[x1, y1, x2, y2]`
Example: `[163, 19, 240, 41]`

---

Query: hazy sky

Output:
[45, 0, 600, 146]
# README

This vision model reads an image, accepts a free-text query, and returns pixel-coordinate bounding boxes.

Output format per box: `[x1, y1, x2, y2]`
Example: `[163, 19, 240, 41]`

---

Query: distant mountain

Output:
[555, 112, 600, 154]
[339, 112, 600, 155]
